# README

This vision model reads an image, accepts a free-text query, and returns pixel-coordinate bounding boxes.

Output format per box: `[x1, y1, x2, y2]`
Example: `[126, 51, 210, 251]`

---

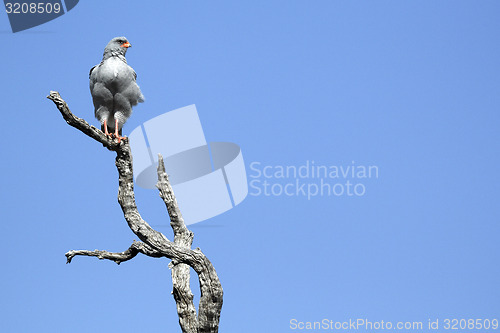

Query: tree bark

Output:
[48, 91, 223, 333]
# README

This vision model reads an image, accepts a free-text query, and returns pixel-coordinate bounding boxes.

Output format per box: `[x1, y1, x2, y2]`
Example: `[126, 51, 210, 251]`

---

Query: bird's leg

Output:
[114, 118, 123, 143]
[102, 119, 112, 137]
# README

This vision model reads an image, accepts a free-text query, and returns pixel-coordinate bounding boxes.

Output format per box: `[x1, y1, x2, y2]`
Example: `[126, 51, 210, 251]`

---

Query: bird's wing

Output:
[89, 65, 97, 78]
[121, 65, 144, 104]
[89, 64, 99, 92]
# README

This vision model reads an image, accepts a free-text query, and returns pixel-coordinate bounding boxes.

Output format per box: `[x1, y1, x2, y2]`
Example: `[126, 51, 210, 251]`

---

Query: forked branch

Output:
[48, 91, 223, 333]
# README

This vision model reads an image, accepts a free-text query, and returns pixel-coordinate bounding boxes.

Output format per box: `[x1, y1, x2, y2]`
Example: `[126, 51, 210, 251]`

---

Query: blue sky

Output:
[1, 1, 499, 332]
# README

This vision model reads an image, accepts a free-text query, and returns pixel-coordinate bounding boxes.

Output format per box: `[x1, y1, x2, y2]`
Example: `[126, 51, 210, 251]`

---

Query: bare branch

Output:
[46, 91, 120, 150]
[156, 154, 192, 237]
[49, 92, 223, 333]
[157, 154, 198, 332]
[65, 241, 162, 265]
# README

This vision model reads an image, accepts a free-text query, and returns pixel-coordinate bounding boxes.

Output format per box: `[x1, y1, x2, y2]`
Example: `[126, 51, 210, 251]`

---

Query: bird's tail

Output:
[138, 93, 145, 103]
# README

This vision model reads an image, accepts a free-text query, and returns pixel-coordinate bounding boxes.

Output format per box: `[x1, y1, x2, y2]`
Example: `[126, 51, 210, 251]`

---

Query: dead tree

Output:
[47, 91, 223, 333]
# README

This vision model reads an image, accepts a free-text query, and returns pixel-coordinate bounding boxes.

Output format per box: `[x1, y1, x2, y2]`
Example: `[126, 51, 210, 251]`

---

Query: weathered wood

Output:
[48, 91, 223, 333]
[157, 155, 199, 332]
[65, 241, 162, 264]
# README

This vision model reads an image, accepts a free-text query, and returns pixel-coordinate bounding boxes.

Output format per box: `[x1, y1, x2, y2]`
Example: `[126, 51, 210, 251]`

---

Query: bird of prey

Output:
[89, 36, 144, 143]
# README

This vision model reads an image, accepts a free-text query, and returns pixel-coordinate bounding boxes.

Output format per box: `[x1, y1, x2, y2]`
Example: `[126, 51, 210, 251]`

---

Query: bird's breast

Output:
[95, 58, 135, 91]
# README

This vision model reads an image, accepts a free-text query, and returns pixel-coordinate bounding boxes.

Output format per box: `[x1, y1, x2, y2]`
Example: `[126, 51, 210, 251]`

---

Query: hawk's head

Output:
[103, 36, 132, 58]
